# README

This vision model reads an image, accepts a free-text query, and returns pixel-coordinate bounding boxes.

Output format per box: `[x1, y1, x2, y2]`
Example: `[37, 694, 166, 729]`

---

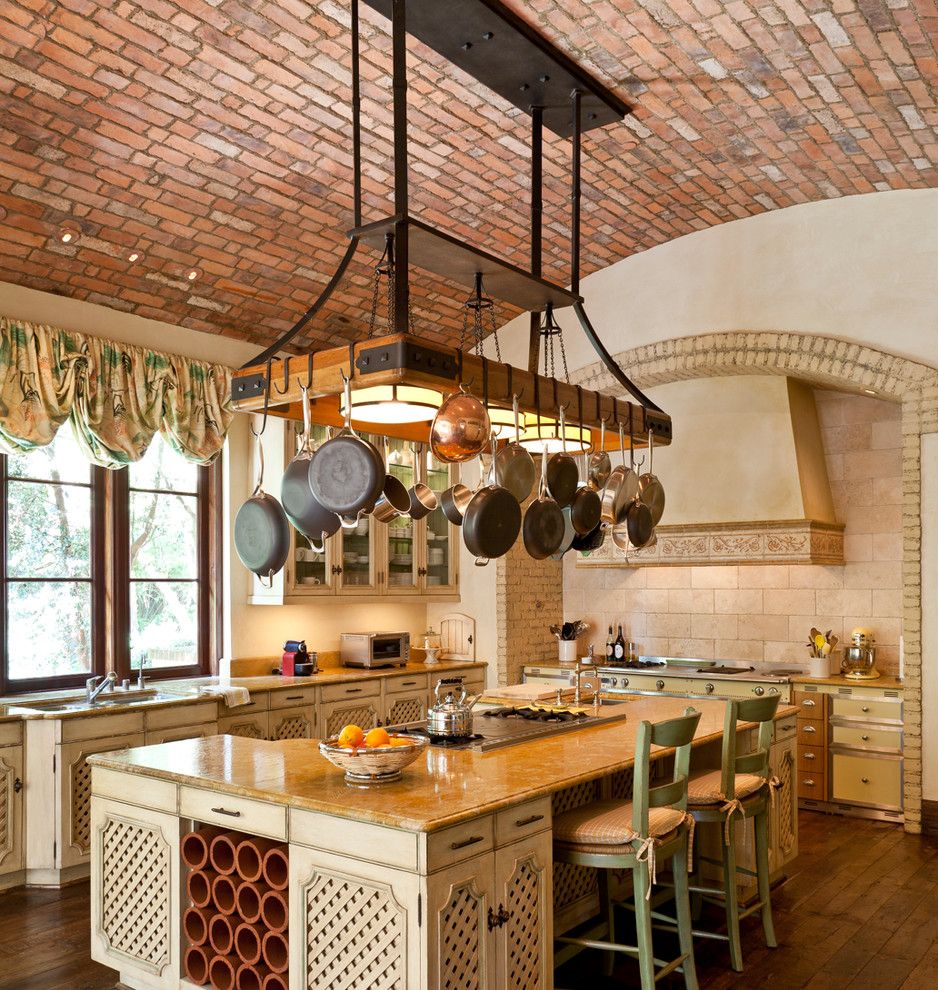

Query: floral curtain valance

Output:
[0, 317, 234, 468]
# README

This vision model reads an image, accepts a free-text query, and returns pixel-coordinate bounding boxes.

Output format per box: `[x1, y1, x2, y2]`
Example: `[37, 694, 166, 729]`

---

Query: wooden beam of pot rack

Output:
[230, 332, 672, 448]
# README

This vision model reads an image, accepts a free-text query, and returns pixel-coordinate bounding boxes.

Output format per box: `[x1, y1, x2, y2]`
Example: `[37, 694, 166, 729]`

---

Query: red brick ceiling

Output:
[0, 0, 935, 360]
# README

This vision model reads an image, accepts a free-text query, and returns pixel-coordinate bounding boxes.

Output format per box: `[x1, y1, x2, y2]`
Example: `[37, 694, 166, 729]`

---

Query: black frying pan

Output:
[235, 390, 291, 586]
[522, 448, 565, 559]
[280, 383, 340, 549]
[462, 436, 521, 565]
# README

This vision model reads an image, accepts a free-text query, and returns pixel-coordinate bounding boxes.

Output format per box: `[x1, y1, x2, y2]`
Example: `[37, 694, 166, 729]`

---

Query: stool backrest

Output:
[719, 695, 780, 800]
[632, 708, 702, 837]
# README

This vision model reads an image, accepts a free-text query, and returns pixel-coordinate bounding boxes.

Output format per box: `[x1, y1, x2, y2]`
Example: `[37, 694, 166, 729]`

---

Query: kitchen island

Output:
[88, 696, 797, 990]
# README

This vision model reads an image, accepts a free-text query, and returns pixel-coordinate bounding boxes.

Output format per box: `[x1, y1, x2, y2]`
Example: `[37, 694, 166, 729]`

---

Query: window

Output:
[0, 428, 104, 689]
[1, 429, 218, 692]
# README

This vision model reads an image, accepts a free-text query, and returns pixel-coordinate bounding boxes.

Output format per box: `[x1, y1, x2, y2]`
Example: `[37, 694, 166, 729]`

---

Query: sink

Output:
[14, 690, 180, 713]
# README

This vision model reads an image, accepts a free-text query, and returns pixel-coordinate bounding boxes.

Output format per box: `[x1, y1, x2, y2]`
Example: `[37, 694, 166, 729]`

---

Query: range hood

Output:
[584, 375, 844, 566]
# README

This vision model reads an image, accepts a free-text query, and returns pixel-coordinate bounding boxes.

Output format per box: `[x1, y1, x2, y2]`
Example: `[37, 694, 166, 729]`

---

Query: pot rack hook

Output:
[273, 355, 291, 395]
[250, 359, 274, 439]
[303, 350, 315, 390]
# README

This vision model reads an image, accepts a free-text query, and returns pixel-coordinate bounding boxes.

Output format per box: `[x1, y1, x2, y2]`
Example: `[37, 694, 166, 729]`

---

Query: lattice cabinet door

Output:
[321, 700, 380, 737]
[58, 734, 145, 870]
[0, 746, 24, 878]
[269, 705, 316, 741]
[89, 797, 179, 988]
[291, 844, 422, 989]
[771, 731, 798, 869]
[426, 851, 497, 990]
[218, 713, 269, 741]
[383, 691, 427, 727]
[494, 832, 553, 990]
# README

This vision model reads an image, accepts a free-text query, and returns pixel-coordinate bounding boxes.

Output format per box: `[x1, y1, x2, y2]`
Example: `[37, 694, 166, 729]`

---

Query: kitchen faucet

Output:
[86, 671, 118, 703]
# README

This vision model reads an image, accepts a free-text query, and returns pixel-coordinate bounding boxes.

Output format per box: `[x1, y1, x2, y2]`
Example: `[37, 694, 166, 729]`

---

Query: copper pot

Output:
[430, 385, 491, 463]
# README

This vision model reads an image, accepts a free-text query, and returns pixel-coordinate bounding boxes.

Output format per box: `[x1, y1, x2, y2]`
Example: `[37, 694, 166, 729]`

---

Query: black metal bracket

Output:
[355, 339, 458, 380]
[231, 371, 268, 404]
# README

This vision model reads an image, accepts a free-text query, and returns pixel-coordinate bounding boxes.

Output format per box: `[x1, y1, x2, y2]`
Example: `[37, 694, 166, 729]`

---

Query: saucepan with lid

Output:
[427, 676, 483, 738]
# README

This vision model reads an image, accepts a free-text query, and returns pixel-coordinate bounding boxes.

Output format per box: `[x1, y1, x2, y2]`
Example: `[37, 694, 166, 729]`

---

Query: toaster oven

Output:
[340, 632, 410, 668]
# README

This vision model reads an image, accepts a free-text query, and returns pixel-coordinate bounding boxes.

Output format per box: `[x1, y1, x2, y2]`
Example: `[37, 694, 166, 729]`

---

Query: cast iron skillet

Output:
[280, 381, 340, 550]
[462, 437, 522, 566]
[522, 448, 565, 559]
[307, 374, 385, 523]
[235, 377, 291, 586]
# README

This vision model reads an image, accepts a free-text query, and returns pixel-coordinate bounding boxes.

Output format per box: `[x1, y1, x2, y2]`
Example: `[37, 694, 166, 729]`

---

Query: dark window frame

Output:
[0, 444, 219, 694]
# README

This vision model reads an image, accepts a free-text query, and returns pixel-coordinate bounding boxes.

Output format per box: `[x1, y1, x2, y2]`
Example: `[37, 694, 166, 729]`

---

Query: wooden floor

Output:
[0, 811, 935, 990]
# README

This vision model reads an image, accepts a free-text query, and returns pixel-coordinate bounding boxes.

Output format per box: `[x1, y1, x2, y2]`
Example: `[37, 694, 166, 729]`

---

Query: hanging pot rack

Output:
[230, 0, 671, 453]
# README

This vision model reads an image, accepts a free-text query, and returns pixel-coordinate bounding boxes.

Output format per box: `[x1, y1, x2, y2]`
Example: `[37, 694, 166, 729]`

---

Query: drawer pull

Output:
[285, 695, 304, 701]
[13, 777, 22, 794]
[450, 835, 484, 851]
[803, 725, 816, 734]
[862, 734, 870, 741]
[402, 681, 417, 687]
[345, 688, 363, 694]
[211, 807, 242, 818]
[861, 777, 870, 784]
[515, 813, 545, 828]
[802, 699, 816, 707]
[804, 753, 815, 760]
[862, 706, 870, 713]
[803, 779, 815, 786]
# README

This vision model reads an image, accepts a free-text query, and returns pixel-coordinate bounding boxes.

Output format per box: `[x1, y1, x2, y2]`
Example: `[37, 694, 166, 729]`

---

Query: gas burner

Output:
[393, 725, 483, 747]
[481, 706, 589, 723]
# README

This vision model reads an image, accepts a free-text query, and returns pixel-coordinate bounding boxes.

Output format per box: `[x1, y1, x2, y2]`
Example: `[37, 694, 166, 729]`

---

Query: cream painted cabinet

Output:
[321, 698, 380, 737]
[382, 673, 430, 727]
[218, 712, 269, 740]
[769, 718, 798, 870]
[90, 797, 180, 989]
[269, 705, 316, 740]
[291, 844, 423, 989]
[0, 743, 24, 883]
[144, 701, 218, 746]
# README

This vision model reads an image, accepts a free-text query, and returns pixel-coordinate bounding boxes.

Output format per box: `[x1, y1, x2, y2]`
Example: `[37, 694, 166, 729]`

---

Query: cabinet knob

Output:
[861, 734, 870, 741]
[655, 680, 665, 690]
[13, 777, 22, 794]
[753, 686, 765, 696]
[861, 777, 870, 784]
[861, 706, 870, 713]
[705, 683, 714, 694]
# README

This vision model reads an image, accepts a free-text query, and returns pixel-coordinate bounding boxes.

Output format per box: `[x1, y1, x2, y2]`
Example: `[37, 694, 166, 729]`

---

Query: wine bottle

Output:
[605, 626, 614, 663]
[614, 625, 625, 661]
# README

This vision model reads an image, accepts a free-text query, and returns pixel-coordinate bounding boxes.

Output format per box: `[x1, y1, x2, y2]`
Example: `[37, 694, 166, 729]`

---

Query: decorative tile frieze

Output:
[575, 520, 844, 567]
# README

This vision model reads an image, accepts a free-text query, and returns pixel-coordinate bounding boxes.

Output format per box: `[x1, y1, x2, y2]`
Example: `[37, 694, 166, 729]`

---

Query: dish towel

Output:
[200, 685, 251, 708]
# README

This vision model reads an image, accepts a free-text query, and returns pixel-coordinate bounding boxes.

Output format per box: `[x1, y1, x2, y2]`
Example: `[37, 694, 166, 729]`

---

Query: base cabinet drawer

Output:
[798, 772, 826, 801]
[830, 724, 902, 752]
[798, 747, 826, 773]
[179, 786, 287, 839]
[830, 697, 902, 723]
[830, 753, 902, 809]
[321, 679, 381, 703]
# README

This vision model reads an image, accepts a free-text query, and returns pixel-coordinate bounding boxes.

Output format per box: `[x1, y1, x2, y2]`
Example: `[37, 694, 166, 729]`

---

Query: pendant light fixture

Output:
[341, 235, 442, 424]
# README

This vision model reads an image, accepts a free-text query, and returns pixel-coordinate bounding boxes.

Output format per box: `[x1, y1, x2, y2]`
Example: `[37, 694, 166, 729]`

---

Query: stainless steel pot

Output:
[427, 676, 482, 738]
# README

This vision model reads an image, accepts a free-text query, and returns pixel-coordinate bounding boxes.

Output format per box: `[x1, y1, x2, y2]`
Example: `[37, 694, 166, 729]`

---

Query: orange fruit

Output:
[389, 737, 413, 747]
[364, 727, 391, 748]
[337, 724, 365, 749]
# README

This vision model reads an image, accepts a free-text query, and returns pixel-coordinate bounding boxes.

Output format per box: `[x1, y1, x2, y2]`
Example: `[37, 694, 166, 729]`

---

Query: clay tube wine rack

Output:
[181, 825, 289, 990]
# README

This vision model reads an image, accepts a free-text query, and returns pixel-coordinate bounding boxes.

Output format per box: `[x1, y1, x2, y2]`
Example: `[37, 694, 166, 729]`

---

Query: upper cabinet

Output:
[278, 424, 459, 603]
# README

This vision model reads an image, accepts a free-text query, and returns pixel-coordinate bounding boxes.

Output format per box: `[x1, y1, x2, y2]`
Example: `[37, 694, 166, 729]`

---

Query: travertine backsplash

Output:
[563, 389, 902, 673]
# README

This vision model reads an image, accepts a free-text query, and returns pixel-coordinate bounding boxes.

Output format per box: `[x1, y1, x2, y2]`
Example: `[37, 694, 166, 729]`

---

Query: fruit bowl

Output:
[318, 734, 429, 783]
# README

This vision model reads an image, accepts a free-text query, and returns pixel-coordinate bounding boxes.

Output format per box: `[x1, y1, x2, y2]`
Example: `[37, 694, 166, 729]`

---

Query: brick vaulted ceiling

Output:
[0, 1, 936, 360]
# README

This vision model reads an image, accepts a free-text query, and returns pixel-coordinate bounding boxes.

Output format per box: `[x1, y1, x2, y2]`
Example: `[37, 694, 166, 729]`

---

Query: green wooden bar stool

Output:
[685, 695, 781, 972]
[553, 708, 702, 990]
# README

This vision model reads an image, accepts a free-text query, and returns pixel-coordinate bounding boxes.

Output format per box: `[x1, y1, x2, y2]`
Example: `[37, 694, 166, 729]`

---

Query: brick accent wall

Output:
[495, 540, 563, 688]
[571, 330, 938, 834]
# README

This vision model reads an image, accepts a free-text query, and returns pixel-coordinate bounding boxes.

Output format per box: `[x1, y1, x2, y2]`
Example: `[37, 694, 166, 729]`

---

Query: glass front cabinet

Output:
[284, 424, 459, 600]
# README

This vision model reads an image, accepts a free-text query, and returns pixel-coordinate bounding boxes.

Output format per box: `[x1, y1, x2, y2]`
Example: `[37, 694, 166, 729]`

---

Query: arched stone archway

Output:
[574, 330, 938, 834]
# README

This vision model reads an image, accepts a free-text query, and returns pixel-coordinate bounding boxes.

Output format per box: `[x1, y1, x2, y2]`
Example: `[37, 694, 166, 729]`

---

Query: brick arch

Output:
[575, 330, 938, 835]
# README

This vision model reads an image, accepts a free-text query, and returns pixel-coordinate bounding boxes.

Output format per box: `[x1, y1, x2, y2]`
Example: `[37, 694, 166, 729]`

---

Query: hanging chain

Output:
[485, 299, 503, 363]
[539, 304, 569, 382]
[462, 274, 502, 361]
[367, 236, 392, 338]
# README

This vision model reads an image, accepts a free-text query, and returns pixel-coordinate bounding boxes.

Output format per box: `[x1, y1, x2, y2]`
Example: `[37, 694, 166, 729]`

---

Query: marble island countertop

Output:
[89, 696, 798, 833]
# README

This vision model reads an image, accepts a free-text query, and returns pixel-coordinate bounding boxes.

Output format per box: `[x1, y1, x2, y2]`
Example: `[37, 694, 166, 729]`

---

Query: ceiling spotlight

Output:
[128, 251, 141, 263]
[186, 268, 200, 281]
[58, 226, 79, 244]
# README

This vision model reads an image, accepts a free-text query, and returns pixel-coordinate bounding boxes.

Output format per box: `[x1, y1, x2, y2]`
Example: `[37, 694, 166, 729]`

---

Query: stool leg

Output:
[754, 807, 777, 948]
[633, 861, 656, 990]
[673, 831, 699, 990]
[597, 868, 615, 976]
[721, 824, 743, 972]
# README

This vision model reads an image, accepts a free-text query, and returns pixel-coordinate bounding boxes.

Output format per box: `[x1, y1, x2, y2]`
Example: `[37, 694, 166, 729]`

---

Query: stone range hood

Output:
[581, 375, 844, 567]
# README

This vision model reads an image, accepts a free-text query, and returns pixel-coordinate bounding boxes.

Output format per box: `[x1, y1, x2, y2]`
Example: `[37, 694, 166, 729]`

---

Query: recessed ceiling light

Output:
[58, 226, 79, 244]
[186, 268, 201, 281]
[128, 251, 141, 263]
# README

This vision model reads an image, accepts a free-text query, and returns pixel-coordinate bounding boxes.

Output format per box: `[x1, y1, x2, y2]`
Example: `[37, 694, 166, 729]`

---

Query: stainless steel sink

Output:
[14, 690, 179, 713]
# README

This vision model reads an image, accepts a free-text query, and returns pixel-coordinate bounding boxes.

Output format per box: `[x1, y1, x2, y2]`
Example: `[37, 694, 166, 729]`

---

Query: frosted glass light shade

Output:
[340, 384, 442, 424]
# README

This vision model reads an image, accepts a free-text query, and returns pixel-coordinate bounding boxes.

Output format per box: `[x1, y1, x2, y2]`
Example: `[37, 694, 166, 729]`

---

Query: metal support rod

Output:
[351, 0, 362, 227]
[528, 105, 544, 373]
[570, 89, 582, 295]
[391, 0, 410, 334]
